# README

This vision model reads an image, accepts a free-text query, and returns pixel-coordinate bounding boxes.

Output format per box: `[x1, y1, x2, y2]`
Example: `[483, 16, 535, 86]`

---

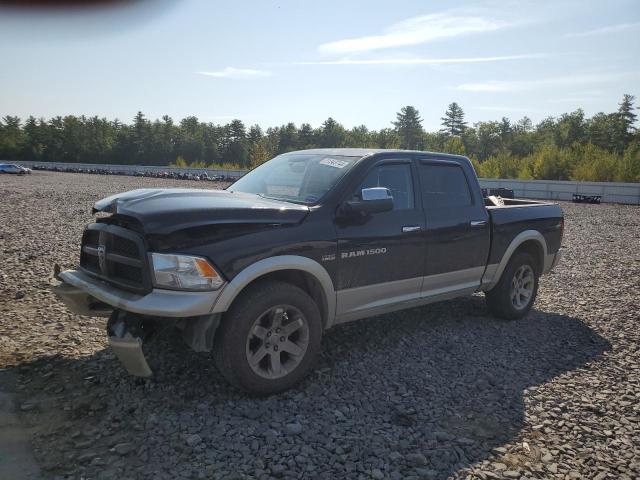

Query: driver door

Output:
[334, 160, 426, 321]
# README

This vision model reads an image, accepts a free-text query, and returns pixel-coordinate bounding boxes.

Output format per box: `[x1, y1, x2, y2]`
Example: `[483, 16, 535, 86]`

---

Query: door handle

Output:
[470, 220, 487, 227]
[402, 225, 422, 233]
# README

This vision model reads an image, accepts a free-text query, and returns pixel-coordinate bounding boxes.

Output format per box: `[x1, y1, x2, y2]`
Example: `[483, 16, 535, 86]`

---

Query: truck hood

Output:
[93, 188, 310, 235]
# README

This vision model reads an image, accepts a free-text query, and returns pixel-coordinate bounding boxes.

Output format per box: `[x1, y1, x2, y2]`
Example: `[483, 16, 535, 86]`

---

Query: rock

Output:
[20, 402, 36, 411]
[371, 468, 384, 479]
[415, 468, 437, 479]
[405, 453, 427, 467]
[14, 291, 25, 300]
[271, 464, 286, 477]
[114, 443, 134, 455]
[185, 434, 202, 447]
[548, 463, 558, 474]
[389, 451, 402, 461]
[285, 422, 303, 435]
[541, 452, 553, 463]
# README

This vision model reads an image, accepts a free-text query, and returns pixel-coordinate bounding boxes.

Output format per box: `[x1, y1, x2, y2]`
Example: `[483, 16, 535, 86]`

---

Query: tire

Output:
[485, 252, 539, 320]
[213, 280, 322, 395]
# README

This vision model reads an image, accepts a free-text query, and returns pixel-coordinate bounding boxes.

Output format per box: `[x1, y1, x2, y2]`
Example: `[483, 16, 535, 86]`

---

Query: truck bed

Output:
[485, 196, 564, 267]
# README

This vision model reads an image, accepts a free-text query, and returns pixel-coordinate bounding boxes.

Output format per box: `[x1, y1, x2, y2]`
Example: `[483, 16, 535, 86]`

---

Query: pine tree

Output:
[393, 106, 423, 149]
[615, 94, 637, 151]
[440, 102, 467, 136]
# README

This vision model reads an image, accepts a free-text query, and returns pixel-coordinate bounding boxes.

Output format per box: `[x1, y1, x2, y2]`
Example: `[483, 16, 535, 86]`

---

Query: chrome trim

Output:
[57, 269, 220, 317]
[362, 187, 392, 201]
[402, 225, 422, 233]
[470, 220, 487, 227]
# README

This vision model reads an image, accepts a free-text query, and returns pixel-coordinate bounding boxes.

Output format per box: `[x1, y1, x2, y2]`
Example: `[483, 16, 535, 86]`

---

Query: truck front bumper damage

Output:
[53, 269, 224, 377]
[108, 335, 152, 377]
[54, 269, 222, 318]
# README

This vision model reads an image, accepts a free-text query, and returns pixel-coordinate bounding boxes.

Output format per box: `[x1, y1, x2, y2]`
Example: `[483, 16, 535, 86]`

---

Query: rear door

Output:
[417, 160, 490, 296]
[335, 159, 426, 319]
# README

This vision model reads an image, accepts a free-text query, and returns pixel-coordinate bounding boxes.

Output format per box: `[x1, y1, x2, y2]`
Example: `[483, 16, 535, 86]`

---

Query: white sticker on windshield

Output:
[320, 158, 349, 169]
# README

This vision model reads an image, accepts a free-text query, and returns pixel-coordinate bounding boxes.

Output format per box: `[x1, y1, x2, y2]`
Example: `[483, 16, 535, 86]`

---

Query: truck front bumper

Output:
[53, 269, 224, 377]
[53, 269, 223, 318]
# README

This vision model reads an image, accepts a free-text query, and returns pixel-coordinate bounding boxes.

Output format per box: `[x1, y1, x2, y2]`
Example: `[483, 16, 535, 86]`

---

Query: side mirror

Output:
[343, 187, 394, 215]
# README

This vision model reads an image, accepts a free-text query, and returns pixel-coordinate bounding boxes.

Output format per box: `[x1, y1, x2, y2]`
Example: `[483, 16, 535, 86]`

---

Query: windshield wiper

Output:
[257, 193, 308, 205]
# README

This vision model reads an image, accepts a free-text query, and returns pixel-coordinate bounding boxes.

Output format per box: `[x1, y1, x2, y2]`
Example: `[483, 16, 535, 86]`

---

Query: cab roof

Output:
[283, 148, 469, 161]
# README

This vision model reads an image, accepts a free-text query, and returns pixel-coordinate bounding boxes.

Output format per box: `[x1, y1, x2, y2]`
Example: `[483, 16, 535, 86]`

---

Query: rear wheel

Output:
[486, 252, 539, 320]
[214, 281, 322, 395]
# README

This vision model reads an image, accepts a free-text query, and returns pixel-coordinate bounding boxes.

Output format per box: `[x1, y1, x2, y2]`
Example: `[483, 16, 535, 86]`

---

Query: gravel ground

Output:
[0, 171, 638, 480]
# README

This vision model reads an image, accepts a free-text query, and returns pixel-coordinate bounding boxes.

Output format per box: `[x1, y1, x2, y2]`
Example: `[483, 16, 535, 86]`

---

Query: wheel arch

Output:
[212, 256, 336, 329]
[485, 230, 547, 290]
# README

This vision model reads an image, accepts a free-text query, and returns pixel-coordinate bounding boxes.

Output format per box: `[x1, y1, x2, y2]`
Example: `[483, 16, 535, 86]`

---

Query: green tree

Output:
[474, 121, 502, 161]
[297, 123, 315, 149]
[571, 143, 618, 182]
[0, 116, 26, 160]
[442, 136, 466, 155]
[248, 141, 270, 168]
[614, 94, 637, 152]
[224, 119, 249, 167]
[393, 106, 423, 149]
[374, 128, 400, 149]
[318, 118, 346, 148]
[277, 122, 298, 153]
[440, 102, 467, 136]
[616, 142, 640, 182]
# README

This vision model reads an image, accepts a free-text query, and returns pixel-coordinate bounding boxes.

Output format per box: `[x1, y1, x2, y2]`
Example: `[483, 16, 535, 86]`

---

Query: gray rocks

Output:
[285, 422, 303, 435]
[405, 453, 428, 467]
[114, 443, 134, 455]
[184, 434, 202, 447]
[371, 468, 384, 479]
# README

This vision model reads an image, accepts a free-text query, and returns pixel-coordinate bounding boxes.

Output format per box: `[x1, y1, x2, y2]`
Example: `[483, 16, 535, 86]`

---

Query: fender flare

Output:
[211, 255, 337, 327]
[484, 230, 548, 289]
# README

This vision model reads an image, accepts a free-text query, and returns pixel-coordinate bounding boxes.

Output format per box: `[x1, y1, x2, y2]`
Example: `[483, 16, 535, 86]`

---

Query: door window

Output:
[352, 164, 414, 210]
[419, 164, 471, 208]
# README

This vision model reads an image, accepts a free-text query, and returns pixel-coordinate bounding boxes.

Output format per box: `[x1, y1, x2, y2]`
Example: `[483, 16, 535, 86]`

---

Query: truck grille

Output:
[80, 223, 152, 293]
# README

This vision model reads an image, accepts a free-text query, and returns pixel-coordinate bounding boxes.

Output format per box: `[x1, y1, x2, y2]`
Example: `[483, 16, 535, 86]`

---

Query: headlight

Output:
[151, 253, 224, 291]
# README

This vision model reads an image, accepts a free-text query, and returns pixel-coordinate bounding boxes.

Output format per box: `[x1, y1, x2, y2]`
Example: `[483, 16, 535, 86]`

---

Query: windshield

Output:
[228, 153, 361, 204]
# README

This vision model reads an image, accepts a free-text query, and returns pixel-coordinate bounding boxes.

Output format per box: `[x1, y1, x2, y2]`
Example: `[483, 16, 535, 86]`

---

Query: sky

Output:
[0, 0, 638, 131]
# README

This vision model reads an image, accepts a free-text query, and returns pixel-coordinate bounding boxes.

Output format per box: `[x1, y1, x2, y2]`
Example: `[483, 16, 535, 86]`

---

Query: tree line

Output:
[0, 94, 638, 182]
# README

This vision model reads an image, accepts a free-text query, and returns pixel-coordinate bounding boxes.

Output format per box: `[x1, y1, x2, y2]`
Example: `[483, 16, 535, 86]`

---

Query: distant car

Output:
[0, 163, 31, 174]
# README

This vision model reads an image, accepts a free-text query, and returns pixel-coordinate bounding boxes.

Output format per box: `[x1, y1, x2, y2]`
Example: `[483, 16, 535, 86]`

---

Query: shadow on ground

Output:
[7, 296, 610, 479]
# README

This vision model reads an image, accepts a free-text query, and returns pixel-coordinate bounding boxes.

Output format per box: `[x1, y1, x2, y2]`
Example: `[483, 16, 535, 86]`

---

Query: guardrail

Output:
[12, 161, 640, 205]
[478, 178, 640, 205]
[16, 161, 247, 179]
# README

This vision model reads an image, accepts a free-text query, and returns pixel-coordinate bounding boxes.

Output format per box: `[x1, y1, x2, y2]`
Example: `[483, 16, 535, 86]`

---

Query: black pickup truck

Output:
[54, 149, 563, 394]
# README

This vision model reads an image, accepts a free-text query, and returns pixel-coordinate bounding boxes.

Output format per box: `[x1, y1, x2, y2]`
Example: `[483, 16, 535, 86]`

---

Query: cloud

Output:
[564, 22, 640, 38]
[318, 12, 509, 54]
[455, 73, 629, 92]
[295, 54, 542, 66]
[198, 67, 272, 79]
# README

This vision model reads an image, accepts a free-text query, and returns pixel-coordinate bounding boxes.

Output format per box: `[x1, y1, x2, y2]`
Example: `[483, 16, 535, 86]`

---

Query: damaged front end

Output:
[53, 269, 223, 377]
[107, 310, 157, 377]
[107, 310, 221, 377]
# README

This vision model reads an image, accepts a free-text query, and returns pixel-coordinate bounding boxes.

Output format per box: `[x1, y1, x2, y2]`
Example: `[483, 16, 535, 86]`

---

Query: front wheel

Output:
[213, 281, 322, 395]
[485, 252, 539, 320]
